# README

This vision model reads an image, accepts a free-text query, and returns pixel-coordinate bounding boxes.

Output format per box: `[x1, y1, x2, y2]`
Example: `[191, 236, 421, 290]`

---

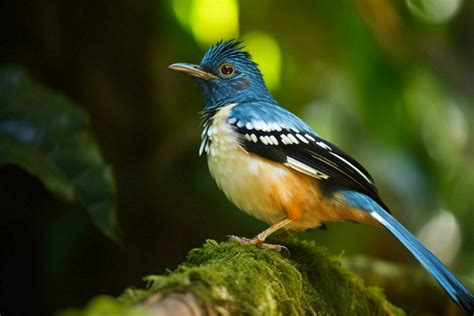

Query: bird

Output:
[169, 39, 474, 314]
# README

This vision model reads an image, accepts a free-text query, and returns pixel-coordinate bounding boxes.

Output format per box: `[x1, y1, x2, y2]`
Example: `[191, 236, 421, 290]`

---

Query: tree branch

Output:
[59, 240, 404, 316]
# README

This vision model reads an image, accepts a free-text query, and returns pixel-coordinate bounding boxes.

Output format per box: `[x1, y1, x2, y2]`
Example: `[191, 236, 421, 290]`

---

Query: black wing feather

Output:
[234, 125, 390, 213]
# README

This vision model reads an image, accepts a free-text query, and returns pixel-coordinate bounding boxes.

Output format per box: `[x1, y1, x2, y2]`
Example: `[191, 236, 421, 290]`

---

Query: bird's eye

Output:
[219, 63, 235, 77]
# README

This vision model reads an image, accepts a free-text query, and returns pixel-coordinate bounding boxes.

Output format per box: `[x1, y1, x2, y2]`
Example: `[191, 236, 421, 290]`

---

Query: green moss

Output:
[286, 240, 403, 315]
[59, 240, 404, 315]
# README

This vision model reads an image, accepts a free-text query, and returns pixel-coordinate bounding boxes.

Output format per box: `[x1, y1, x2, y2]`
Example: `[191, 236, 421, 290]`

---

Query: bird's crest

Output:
[201, 39, 252, 66]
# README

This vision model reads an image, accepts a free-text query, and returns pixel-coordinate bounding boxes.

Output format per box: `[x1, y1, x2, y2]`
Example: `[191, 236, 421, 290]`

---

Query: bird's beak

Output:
[168, 63, 217, 80]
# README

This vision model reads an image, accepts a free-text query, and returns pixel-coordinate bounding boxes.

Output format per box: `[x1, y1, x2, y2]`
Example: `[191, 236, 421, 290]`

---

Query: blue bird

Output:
[169, 39, 474, 314]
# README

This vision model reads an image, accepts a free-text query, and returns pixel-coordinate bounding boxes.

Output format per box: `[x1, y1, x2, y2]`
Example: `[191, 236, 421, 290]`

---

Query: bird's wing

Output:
[227, 106, 389, 211]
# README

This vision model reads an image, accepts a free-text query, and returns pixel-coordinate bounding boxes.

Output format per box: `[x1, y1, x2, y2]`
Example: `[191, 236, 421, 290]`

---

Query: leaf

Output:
[0, 65, 121, 241]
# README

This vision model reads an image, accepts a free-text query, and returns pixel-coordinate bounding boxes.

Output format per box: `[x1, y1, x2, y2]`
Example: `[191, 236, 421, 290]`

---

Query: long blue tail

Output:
[370, 207, 474, 314]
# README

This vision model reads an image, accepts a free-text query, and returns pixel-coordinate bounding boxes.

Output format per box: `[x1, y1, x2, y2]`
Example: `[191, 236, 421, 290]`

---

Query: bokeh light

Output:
[190, 0, 239, 46]
[406, 0, 463, 23]
[242, 31, 281, 91]
[171, 0, 239, 46]
[417, 210, 461, 265]
[403, 70, 468, 169]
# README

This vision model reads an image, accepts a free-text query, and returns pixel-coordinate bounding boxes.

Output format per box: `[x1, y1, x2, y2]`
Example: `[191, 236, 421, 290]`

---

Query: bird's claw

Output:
[226, 235, 290, 257]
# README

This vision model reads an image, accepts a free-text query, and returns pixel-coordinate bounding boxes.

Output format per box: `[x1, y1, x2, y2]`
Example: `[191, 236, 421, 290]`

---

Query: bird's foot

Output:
[226, 235, 290, 257]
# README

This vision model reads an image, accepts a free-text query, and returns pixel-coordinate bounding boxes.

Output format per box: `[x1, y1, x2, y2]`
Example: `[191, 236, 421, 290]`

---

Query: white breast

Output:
[204, 103, 290, 225]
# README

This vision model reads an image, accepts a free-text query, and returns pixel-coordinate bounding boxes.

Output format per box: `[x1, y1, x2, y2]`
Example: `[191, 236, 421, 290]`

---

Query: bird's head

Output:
[169, 39, 274, 110]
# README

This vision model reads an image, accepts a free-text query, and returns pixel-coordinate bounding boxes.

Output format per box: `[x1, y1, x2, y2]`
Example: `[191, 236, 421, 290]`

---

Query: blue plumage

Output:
[198, 40, 275, 109]
[229, 101, 314, 133]
[342, 190, 474, 313]
[169, 39, 474, 314]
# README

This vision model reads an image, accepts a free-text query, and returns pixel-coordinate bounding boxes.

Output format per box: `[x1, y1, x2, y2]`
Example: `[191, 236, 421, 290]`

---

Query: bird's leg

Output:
[227, 218, 292, 255]
[254, 217, 292, 243]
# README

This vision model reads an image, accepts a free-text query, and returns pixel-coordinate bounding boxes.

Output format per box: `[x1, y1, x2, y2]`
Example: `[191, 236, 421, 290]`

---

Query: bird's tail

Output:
[370, 208, 474, 314]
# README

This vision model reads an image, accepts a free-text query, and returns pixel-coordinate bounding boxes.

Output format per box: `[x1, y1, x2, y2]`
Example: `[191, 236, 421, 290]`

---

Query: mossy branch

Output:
[58, 240, 404, 316]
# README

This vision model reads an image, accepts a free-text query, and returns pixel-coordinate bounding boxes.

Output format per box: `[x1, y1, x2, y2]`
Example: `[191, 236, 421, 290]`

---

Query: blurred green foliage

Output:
[0, 66, 120, 241]
[0, 0, 473, 315]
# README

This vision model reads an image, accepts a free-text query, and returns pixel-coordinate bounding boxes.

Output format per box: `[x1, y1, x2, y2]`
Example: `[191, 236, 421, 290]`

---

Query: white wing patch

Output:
[316, 141, 331, 150]
[328, 151, 373, 184]
[285, 157, 329, 179]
